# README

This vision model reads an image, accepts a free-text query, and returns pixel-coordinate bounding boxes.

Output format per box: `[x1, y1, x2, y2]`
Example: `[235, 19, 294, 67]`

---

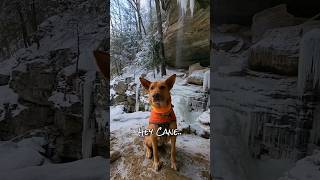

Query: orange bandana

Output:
[149, 105, 176, 124]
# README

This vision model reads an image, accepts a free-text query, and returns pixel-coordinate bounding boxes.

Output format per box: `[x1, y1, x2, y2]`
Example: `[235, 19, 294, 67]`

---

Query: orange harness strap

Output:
[149, 106, 176, 124]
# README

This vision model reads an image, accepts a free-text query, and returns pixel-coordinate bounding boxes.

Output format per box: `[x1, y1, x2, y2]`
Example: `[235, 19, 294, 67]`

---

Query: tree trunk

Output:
[16, 2, 30, 48]
[76, 23, 80, 74]
[155, 0, 166, 76]
[31, 0, 40, 49]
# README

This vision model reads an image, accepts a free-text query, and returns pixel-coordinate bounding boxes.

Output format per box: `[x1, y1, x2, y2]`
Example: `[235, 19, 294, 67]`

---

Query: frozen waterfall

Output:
[177, 0, 195, 17]
[297, 29, 320, 94]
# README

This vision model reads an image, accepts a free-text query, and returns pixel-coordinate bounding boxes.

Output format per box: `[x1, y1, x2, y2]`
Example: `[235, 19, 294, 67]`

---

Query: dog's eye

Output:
[159, 86, 166, 89]
[150, 86, 154, 90]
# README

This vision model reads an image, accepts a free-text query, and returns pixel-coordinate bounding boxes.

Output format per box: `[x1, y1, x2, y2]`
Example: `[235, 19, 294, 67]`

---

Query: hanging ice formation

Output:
[177, 0, 195, 17]
[82, 73, 96, 159]
[297, 29, 320, 94]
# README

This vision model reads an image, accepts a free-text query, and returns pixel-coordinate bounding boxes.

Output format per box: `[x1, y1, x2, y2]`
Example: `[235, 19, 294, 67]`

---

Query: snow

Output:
[110, 106, 149, 132]
[0, 134, 107, 180]
[197, 109, 210, 125]
[298, 29, 320, 93]
[0, 85, 26, 121]
[0, 157, 108, 180]
[0, 137, 107, 180]
[279, 151, 320, 180]
[0, 141, 45, 172]
[48, 91, 80, 108]
[177, 134, 210, 157]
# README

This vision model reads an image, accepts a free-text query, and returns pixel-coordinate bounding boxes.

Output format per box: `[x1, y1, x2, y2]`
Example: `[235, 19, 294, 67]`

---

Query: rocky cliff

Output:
[163, 0, 210, 68]
[0, 0, 108, 164]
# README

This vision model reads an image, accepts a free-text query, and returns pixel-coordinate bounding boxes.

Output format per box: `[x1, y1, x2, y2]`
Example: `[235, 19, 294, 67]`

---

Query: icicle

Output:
[189, 0, 194, 17]
[82, 73, 95, 159]
[297, 29, 320, 94]
[177, 0, 195, 17]
[135, 83, 140, 112]
[203, 70, 210, 91]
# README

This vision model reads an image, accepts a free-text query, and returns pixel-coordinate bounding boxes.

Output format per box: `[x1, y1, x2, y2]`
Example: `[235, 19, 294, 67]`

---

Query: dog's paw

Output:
[146, 150, 152, 159]
[153, 161, 162, 171]
[171, 162, 177, 171]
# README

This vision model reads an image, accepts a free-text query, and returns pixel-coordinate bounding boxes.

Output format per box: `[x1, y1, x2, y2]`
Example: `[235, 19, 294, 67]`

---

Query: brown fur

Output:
[139, 74, 177, 171]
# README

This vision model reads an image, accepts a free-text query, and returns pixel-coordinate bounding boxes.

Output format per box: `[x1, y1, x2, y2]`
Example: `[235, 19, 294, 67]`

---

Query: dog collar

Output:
[149, 106, 176, 124]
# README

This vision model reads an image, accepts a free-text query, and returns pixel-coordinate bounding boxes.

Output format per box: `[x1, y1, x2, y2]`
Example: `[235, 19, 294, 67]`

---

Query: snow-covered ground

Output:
[0, 137, 107, 180]
[279, 150, 320, 180]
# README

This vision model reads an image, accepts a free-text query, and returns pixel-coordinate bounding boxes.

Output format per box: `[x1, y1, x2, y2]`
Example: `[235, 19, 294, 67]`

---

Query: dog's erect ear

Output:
[165, 74, 176, 90]
[139, 77, 151, 90]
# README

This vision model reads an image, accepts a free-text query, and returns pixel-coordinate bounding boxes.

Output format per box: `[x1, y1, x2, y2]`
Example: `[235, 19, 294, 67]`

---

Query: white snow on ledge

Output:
[0, 138, 108, 180]
[48, 91, 80, 108]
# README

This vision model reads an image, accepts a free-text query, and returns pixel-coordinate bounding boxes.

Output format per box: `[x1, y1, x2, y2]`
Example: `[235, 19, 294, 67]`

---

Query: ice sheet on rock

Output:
[298, 29, 320, 93]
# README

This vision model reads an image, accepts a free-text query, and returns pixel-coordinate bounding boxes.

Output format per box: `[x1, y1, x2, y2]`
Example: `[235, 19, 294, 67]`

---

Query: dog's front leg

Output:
[170, 135, 177, 170]
[151, 133, 161, 171]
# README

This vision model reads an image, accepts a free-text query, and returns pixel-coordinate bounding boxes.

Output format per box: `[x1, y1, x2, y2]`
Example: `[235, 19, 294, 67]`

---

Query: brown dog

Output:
[139, 74, 178, 171]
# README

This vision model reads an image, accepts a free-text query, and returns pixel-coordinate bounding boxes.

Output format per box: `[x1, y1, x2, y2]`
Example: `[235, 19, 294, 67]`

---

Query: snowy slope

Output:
[0, 138, 107, 180]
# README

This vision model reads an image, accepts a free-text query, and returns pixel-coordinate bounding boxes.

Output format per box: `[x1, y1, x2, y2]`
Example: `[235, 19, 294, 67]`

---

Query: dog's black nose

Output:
[153, 93, 161, 100]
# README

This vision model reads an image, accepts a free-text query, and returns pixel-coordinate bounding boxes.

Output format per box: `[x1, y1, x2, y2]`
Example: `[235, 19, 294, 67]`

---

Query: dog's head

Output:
[139, 74, 176, 108]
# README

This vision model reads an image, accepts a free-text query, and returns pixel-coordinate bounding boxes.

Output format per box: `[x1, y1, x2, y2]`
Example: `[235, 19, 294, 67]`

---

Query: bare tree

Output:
[155, 0, 166, 76]
[16, 2, 30, 48]
[76, 23, 80, 74]
[31, 0, 40, 49]
[127, 0, 146, 37]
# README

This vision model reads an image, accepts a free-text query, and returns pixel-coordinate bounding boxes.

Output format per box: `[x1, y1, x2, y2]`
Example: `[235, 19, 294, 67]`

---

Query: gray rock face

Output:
[0, 74, 10, 86]
[251, 4, 295, 43]
[248, 22, 320, 76]
[164, 0, 210, 68]
[0, 103, 55, 140]
[248, 26, 300, 75]
[10, 66, 56, 106]
[213, 49, 320, 179]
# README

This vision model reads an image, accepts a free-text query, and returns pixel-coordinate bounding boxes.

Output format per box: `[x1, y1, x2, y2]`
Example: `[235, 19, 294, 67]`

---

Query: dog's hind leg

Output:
[170, 135, 177, 171]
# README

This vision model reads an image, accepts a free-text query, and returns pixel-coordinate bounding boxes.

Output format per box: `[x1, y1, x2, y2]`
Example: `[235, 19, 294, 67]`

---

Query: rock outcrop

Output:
[251, 4, 295, 43]
[164, 0, 210, 68]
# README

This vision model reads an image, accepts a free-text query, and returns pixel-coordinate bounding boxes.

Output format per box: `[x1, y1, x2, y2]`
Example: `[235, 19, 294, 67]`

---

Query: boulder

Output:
[164, 0, 210, 68]
[10, 63, 56, 106]
[110, 150, 121, 163]
[113, 81, 127, 95]
[248, 26, 300, 75]
[187, 69, 208, 85]
[113, 95, 126, 105]
[217, 24, 241, 33]
[188, 63, 206, 75]
[213, 34, 244, 52]
[251, 4, 295, 43]
[0, 74, 10, 86]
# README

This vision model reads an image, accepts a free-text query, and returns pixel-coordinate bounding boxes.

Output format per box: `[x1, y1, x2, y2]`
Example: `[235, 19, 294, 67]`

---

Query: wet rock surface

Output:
[164, 0, 210, 68]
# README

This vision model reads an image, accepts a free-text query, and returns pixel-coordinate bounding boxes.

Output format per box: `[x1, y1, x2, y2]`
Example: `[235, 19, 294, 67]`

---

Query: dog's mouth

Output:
[151, 98, 166, 106]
